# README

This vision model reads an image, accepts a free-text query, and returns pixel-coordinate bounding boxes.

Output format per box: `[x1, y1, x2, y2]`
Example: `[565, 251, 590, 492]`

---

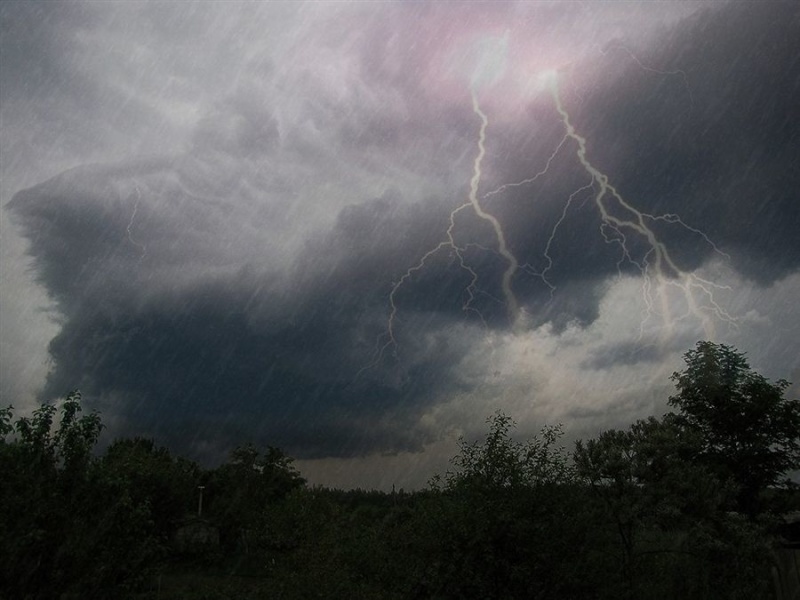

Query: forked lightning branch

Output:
[366, 35, 735, 370]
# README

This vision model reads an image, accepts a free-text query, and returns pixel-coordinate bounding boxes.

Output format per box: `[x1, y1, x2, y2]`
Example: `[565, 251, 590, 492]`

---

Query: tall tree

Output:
[205, 443, 306, 554]
[574, 415, 738, 599]
[416, 413, 593, 599]
[0, 393, 178, 598]
[669, 341, 800, 516]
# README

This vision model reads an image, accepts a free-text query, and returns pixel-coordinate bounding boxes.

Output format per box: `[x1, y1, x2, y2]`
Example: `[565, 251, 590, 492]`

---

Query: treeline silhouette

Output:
[1, 341, 798, 599]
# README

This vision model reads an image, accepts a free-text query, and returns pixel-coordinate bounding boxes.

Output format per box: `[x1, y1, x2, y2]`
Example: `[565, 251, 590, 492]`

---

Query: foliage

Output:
[257, 486, 406, 599]
[0, 405, 13, 437]
[101, 437, 200, 541]
[0, 391, 108, 598]
[204, 442, 306, 555]
[574, 341, 794, 598]
[575, 415, 728, 523]
[0, 393, 201, 599]
[574, 415, 760, 599]
[669, 341, 800, 516]
[414, 412, 596, 599]
[1, 342, 792, 599]
[438, 411, 573, 491]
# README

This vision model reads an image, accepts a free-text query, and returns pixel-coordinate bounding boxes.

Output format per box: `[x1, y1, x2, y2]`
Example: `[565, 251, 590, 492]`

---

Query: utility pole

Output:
[197, 485, 205, 517]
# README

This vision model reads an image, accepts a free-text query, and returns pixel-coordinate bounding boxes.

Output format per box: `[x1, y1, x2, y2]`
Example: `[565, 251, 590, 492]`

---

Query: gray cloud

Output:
[4, 1, 799, 470]
[8, 162, 469, 457]
[481, 2, 800, 288]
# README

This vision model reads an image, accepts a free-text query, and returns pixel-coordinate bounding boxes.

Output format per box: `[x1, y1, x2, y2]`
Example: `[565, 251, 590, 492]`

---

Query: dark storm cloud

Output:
[6, 1, 798, 463]
[1, 2, 96, 105]
[9, 161, 479, 458]
[583, 340, 672, 371]
[607, 2, 800, 282]
[482, 2, 800, 291]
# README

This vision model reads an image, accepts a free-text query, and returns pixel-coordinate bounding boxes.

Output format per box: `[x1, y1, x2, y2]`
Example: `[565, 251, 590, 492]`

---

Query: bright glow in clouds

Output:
[532, 69, 560, 94]
[469, 32, 510, 90]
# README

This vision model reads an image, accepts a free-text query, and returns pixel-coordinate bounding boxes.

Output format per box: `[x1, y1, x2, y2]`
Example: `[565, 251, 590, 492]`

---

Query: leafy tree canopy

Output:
[669, 341, 800, 515]
[438, 411, 573, 492]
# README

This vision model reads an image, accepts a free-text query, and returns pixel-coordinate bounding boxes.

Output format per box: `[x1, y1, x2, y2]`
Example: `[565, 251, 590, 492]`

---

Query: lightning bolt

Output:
[125, 184, 147, 261]
[601, 42, 693, 106]
[360, 84, 522, 374]
[551, 76, 734, 338]
[467, 88, 520, 322]
[519, 181, 594, 299]
[488, 73, 733, 340]
[364, 40, 734, 374]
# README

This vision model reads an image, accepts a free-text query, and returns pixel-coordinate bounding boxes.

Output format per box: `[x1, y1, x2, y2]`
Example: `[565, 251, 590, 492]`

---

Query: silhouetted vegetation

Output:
[1, 342, 798, 599]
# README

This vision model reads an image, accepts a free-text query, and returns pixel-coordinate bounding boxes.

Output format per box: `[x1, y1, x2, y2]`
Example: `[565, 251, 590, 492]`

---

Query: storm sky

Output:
[2, 1, 798, 489]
